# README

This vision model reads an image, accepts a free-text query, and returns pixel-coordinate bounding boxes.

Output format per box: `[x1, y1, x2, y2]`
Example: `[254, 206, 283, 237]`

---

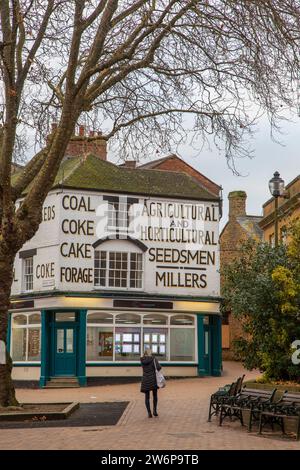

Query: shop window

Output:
[94, 251, 143, 289]
[170, 315, 194, 325]
[87, 327, 113, 361]
[23, 257, 33, 292]
[87, 312, 113, 324]
[115, 313, 140, 324]
[170, 329, 195, 361]
[115, 327, 141, 361]
[143, 329, 167, 360]
[11, 312, 41, 362]
[143, 314, 167, 325]
[85, 311, 197, 363]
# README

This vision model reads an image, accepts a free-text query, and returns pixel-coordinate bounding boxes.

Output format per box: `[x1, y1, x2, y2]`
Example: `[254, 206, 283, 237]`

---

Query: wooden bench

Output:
[219, 387, 277, 429]
[258, 391, 300, 440]
[207, 375, 245, 422]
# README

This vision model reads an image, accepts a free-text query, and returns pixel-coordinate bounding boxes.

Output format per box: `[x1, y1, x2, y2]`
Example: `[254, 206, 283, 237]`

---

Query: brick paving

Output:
[0, 362, 299, 450]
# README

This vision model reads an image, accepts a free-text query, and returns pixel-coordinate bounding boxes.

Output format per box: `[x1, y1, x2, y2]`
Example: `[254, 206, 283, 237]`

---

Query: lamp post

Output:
[268, 171, 285, 247]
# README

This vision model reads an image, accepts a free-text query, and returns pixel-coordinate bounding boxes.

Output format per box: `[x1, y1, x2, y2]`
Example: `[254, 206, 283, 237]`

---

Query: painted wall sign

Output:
[12, 189, 220, 297]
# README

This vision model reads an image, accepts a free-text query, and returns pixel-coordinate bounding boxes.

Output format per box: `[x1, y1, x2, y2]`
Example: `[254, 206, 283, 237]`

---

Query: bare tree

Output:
[0, 0, 299, 406]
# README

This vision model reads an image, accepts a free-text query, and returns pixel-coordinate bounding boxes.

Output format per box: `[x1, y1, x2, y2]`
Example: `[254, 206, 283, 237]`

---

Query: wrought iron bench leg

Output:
[258, 412, 263, 435]
[208, 398, 213, 422]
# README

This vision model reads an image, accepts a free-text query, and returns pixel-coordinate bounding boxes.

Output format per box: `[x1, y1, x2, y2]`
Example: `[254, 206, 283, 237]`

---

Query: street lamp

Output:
[268, 171, 285, 247]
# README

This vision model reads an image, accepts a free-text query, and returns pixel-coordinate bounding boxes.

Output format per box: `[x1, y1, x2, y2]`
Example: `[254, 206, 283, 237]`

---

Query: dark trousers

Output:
[145, 389, 158, 414]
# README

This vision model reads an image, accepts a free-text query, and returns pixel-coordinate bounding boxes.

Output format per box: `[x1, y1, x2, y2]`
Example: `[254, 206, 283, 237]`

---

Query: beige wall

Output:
[86, 366, 198, 377]
[12, 366, 41, 381]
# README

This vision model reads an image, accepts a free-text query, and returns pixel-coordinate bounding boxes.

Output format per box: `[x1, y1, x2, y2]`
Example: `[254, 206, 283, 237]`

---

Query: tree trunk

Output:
[0, 243, 19, 407]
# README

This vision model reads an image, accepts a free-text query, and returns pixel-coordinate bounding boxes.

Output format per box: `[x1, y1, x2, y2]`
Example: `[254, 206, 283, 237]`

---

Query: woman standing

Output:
[140, 348, 162, 418]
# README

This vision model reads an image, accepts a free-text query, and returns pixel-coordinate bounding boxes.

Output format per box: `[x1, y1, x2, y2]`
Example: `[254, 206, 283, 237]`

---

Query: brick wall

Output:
[220, 191, 248, 358]
[49, 124, 107, 160]
[150, 156, 221, 197]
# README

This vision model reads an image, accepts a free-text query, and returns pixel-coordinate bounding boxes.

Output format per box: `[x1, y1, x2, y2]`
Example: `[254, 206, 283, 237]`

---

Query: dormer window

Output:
[94, 250, 143, 289]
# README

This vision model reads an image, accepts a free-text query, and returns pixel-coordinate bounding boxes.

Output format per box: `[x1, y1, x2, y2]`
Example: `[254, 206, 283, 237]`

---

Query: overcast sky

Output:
[174, 114, 300, 229]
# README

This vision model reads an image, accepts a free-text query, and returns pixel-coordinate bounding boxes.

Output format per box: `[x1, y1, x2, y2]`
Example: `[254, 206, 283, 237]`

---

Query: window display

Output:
[143, 329, 167, 360]
[85, 312, 196, 363]
[87, 327, 113, 361]
[115, 328, 141, 361]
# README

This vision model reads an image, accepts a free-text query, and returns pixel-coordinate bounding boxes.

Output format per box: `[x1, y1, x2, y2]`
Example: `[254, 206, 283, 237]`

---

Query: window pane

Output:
[87, 312, 113, 324]
[12, 328, 27, 361]
[12, 314, 27, 326]
[205, 331, 209, 355]
[28, 313, 41, 325]
[143, 314, 167, 325]
[87, 327, 113, 361]
[170, 328, 195, 361]
[116, 313, 140, 324]
[130, 252, 143, 288]
[57, 329, 64, 353]
[28, 328, 41, 361]
[115, 327, 141, 361]
[143, 328, 168, 360]
[66, 329, 74, 353]
[170, 315, 195, 325]
[94, 251, 106, 286]
[56, 312, 75, 322]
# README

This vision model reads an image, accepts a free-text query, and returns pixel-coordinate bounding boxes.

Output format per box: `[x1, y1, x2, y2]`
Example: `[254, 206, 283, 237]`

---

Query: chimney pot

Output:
[79, 125, 85, 136]
[89, 130, 95, 137]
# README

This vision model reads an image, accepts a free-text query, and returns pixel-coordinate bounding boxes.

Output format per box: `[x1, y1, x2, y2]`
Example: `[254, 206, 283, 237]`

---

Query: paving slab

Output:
[0, 362, 299, 450]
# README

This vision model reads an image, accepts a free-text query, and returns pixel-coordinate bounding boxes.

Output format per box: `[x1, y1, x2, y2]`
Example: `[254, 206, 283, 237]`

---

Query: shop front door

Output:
[53, 323, 77, 376]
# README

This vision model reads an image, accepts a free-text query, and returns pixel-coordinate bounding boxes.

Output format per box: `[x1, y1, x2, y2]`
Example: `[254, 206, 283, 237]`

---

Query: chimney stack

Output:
[47, 123, 107, 160]
[66, 125, 107, 160]
[228, 191, 247, 220]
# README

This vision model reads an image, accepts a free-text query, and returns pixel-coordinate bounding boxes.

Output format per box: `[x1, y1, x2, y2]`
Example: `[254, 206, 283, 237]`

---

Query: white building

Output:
[9, 131, 222, 386]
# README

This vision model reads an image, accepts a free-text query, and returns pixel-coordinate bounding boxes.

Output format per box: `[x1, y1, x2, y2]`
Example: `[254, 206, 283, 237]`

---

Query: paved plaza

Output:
[0, 362, 299, 450]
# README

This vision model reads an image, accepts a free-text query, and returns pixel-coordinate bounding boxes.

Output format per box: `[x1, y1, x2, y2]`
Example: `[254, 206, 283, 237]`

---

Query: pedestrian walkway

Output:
[0, 362, 299, 450]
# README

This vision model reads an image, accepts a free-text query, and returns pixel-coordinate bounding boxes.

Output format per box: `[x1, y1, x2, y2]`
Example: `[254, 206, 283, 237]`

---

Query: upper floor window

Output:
[94, 250, 143, 289]
[269, 233, 275, 248]
[103, 196, 138, 231]
[23, 257, 33, 292]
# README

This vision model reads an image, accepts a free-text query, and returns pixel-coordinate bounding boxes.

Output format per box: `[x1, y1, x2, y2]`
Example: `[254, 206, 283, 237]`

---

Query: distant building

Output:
[259, 175, 300, 245]
[138, 154, 221, 198]
[220, 191, 263, 358]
